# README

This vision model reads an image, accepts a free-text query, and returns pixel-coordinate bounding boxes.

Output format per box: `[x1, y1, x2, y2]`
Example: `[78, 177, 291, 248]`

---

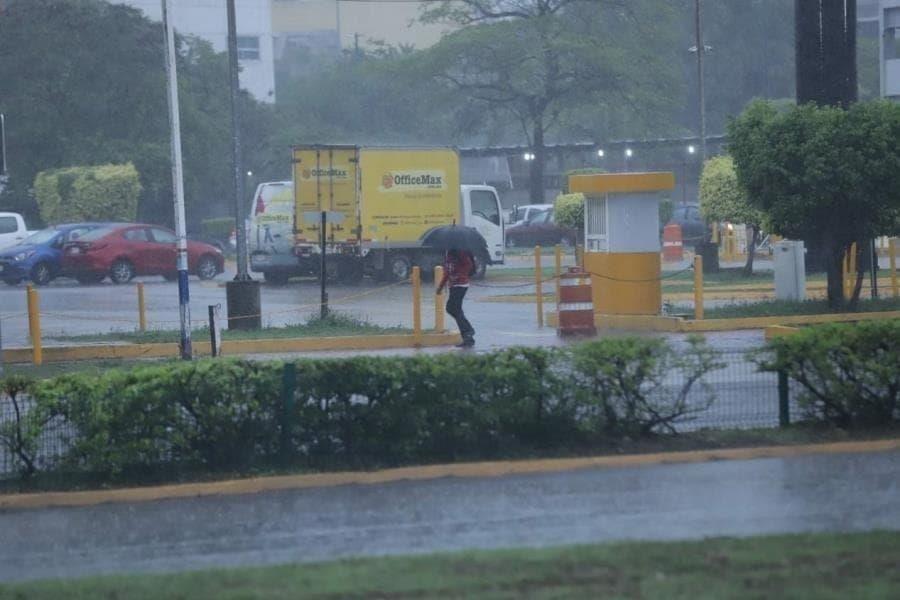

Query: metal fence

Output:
[0, 349, 804, 480]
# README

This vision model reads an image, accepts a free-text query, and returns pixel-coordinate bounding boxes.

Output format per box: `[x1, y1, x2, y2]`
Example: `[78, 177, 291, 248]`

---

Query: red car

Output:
[62, 223, 224, 284]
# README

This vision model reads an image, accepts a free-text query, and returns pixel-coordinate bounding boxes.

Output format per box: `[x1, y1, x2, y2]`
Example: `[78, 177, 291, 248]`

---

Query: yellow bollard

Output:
[412, 266, 421, 345]
[137, 282, 147, 332]
[26, 286, 42, 366]
[535, 245, 544, 328]
[890, 238, 898, 299]
[555, 244, 562, 318]
[693, 254, 704, 320]
[433, 265, 445, 332]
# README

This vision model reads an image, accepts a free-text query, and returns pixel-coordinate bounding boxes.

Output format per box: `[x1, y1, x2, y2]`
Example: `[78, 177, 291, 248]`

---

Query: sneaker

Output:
[462, 337, 475, 347]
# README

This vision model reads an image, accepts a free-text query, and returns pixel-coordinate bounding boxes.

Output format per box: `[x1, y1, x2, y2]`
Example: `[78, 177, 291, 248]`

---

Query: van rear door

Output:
[249, 182, 294, 256]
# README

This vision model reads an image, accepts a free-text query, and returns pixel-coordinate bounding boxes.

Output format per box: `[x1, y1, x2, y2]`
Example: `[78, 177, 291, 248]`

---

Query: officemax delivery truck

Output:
[249, 146, 504, 284]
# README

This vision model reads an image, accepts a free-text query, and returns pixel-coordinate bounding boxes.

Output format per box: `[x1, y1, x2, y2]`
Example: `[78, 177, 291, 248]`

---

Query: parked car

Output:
[667, 204, 708, 246]
[505, 209, 577, 248]
[508, 203, 553, 226]
[62, 223, 225, 284]
[0, 223, 106, 285]
[0, 212, 34, 251]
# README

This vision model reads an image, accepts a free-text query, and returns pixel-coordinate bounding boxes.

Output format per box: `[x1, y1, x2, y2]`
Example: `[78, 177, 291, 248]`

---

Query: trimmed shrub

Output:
[759, 321, 900, 428]
[554, 193, 584, 232]
[200, 217, 234, 240]
[33, 163, 141, 224]
[21, 338, 726, 479]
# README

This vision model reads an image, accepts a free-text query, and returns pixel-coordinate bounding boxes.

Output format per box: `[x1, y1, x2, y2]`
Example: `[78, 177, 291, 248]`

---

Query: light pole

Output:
[161, 0, 191, 360]
[624, 148, 633, 172]
[683, 144, 697, 205]
[690, 0, 710, 162]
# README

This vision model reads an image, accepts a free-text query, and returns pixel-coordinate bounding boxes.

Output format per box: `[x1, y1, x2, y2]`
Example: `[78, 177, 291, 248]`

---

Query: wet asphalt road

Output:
[2, 448, 898, 582]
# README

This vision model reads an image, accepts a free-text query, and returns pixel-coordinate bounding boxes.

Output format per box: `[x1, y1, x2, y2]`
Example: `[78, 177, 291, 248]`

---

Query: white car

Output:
[0, 212, 32, 251]
[508, 203, 553, 227]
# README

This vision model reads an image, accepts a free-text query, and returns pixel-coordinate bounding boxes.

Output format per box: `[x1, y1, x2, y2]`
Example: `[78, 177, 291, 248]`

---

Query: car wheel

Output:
[76, 274, 105, 285]
[196, 255, 219, 281]
[385, 253, 412, 282]
[3, 277, 22, 286]
[264, 271, 290, 286]
[109, 259, 135, 284]
[30, 262, 53, 286]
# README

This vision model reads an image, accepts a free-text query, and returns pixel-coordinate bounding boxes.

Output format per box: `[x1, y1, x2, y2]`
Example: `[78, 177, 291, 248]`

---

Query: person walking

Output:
[436, 248, 476, 347]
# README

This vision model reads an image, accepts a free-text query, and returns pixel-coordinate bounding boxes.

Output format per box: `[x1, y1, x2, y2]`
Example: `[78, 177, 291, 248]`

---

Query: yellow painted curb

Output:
[0, 333, 461, 365]
[545, 311, 900, 332]
[2, 439, 897, 511]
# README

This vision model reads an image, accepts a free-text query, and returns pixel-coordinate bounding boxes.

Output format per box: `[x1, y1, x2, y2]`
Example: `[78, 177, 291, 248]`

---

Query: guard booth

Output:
[569, 172, 675, 315]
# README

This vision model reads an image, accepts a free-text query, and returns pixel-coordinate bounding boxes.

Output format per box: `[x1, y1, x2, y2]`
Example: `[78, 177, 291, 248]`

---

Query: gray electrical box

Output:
[774, 240, 806, 301]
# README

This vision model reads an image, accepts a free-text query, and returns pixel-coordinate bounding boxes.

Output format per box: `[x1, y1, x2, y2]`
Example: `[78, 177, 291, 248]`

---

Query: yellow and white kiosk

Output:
[569, 172, 675, 316]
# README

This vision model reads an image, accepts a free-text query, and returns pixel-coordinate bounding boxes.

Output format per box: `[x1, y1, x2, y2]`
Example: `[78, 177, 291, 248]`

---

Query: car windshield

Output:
[527, 210, 551, 224]
[22, 228, 60, 245]
[76, 225, 118, 242]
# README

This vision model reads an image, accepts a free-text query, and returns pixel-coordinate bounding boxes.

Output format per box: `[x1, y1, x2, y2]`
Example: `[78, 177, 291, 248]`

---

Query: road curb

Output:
[2, 439, 898, 511]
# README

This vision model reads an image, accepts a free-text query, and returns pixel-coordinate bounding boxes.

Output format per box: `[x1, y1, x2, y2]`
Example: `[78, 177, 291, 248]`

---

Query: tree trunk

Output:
[742, 225, 759, 276]
[529, 118, 545, 203]
[824, 239, 846, 310]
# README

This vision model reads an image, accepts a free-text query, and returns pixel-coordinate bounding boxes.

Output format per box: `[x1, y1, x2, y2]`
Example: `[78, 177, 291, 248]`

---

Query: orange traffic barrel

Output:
[663, 223, 684, 262]
[557, 267, 596, 336]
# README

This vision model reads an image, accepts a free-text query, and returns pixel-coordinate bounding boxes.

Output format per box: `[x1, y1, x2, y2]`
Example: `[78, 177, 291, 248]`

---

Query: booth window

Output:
[237, 36, 261, 60]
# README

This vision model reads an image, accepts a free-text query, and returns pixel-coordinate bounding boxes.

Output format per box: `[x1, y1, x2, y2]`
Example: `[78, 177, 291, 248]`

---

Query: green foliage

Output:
[759, 321, 900, 428]
[34, 163, 140, 223]
[553, 193, 584, 231]
[728, 100, 900, 306]
[200, 217, 234, 240]
[659, 197, 674, 227]
[0, 375, 39, 476]
[20, 338, 725, 479]
[699, 156, 764, 227]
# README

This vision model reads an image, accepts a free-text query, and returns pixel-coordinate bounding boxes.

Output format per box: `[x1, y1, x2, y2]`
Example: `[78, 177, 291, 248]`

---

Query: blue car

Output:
[0, 223, 106, 286]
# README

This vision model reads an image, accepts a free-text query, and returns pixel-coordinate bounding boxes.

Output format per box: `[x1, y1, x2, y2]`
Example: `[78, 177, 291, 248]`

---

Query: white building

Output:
[117, 0, 276, 103]
[879, 0, 900, 98]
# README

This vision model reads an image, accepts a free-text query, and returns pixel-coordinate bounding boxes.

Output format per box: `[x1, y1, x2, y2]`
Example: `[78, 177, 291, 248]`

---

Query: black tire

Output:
[337, 260, 364, 285]
[264, 271, 290, 286]
[385, 253, 412, 282]
[3, 277, 22, 286]
[196, 255, 219, 281]
[76, 273, 105, 285]
[109, 259, 135, 284]
[30, 262, 53, 286]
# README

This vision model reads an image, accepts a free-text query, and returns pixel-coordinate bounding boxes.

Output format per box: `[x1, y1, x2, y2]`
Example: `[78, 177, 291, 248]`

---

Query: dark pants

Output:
[446, 286, 474, 339]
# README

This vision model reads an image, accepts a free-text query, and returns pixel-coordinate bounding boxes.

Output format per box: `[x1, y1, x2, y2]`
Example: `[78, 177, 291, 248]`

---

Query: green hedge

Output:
[1, 338, 723, 479]
[759, 320, 900, 428]
[33, 163, 141, 224]
[200, 217, 234, 240]
[554, 193, 584, 232]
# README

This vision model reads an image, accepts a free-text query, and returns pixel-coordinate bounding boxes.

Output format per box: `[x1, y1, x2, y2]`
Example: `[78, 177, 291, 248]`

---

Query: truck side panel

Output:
[359, 149, 460, 246]
[292, 146, 359, 244]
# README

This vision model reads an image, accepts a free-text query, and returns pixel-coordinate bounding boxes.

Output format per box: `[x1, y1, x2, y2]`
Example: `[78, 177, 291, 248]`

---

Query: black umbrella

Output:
[422, 225, 487, 253]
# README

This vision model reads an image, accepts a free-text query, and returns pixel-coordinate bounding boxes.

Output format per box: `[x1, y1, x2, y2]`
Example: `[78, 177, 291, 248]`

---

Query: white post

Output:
[161, 0, 191, 359]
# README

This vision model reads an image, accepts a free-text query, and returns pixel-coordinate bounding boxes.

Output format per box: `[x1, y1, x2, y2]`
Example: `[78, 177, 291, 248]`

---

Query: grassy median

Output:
[2, 531, 897, 599]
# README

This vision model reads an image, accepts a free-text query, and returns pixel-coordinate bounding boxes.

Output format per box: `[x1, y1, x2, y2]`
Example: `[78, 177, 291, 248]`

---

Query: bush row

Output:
[1, 337, 722, 478]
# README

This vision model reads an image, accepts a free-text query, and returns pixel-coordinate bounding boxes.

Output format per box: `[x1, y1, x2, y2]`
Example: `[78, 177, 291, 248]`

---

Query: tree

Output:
[421, 0, 681, 202]
[698, 155, 765, 275]
[728, 100, 900, 309]
[0, 0, 280, 226]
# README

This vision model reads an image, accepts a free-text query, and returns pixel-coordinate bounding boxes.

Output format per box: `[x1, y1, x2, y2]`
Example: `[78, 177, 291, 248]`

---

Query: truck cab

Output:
[0, 212, 30, 251]
[460, 185, 504, 266]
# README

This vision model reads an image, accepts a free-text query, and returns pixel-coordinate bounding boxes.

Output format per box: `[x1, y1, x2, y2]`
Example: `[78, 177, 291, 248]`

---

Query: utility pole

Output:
[161, 0, 192, 360]
[693, 0, 707, 162]
[224, 0, 262, 330]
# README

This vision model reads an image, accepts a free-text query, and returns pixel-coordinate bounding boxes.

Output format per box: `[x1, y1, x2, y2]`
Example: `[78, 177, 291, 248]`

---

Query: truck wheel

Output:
[338, 261, 364, 285]
[264, 271, 290, 286]
[385, 253, 412, 282]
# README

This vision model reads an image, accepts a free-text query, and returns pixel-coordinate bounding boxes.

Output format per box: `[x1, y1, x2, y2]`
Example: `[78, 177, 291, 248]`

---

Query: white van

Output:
[0, 212, 31, 251]
[247, 181, 298, 284]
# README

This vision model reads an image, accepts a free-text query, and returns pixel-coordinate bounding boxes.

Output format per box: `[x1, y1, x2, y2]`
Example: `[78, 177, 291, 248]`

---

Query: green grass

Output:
[704, 297, 900, 319]
[3, 531, 898, 599]
[46, 313, 408, 344]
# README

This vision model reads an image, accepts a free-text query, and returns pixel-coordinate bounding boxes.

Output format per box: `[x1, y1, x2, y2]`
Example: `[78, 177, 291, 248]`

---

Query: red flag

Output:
[254, 193, 265, 215]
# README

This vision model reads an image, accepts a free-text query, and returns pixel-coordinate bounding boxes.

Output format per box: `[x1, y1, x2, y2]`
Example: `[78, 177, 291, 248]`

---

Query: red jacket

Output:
[439, 251, 474, 288]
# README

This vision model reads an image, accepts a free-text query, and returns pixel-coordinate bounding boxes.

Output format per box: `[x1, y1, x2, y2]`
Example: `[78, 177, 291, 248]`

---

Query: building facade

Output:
[117, 0, 276, 103]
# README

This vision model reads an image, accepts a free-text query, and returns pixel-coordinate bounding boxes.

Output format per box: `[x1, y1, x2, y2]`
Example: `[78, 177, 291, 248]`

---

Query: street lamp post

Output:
[683, 144, 697, 205]
[624, 148, 633, 172]
[692, 0, 708, 162]
[161, 0, 192, 360]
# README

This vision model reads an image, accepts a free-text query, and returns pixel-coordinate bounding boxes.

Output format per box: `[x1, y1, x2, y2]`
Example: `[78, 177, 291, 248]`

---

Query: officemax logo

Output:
[301, 167, 349, 180]
[379, 170, 445, 192]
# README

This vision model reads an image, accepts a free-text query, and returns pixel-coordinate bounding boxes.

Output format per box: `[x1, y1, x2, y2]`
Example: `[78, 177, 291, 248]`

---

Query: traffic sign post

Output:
[303, 211, 345, 320]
